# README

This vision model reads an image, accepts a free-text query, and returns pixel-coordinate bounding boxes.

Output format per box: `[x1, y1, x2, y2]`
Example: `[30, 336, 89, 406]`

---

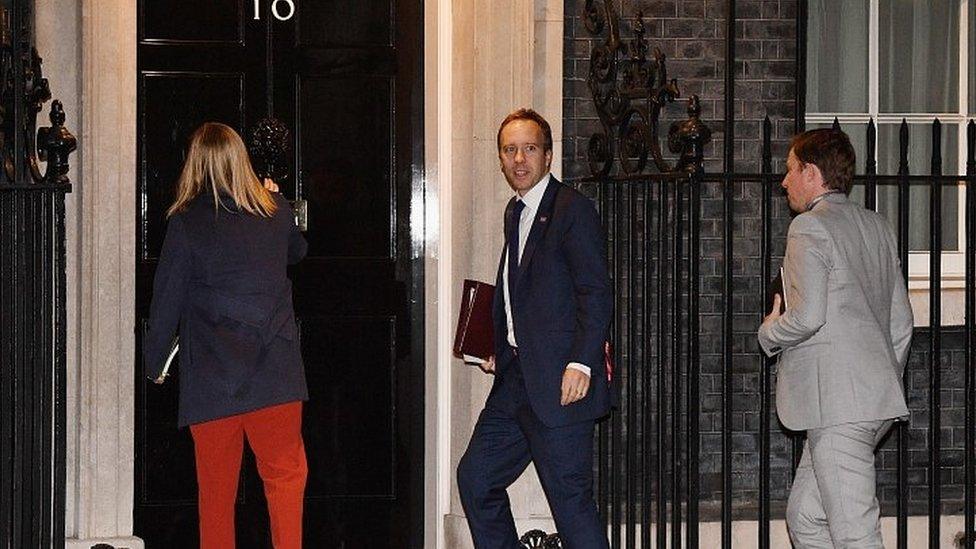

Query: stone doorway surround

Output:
[37, 1, 142, 547]
[423, 0, 566, 547]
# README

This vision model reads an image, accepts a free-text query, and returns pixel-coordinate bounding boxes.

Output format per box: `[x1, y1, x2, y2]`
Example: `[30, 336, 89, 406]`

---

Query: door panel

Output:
[301, 317, 396, 498]
[135, 1, 422, 547]
[138, 318, 195, 505]
[271, 1, 422, 543]
[141, 0, 243, 44]
[139, 72, 245, 259]
[297, 75, 395, 257]
[296, 0, 394, 47]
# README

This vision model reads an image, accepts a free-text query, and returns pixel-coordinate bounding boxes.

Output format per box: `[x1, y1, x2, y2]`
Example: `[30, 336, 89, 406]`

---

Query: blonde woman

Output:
[143, 122, 308, 549]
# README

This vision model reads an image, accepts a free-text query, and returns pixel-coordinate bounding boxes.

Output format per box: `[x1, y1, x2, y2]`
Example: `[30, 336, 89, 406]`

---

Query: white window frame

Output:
[806, 0, 971, 292]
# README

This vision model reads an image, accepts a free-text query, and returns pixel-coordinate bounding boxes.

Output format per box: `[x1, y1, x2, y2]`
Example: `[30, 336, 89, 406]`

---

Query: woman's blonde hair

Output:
[167, 122, 277, 218]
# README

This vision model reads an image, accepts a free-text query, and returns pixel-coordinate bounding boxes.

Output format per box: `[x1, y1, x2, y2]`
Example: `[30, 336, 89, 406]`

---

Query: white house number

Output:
[253, 0, 296, 21]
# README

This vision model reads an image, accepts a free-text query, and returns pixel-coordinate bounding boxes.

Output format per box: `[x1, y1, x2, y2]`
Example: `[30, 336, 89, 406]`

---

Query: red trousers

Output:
[190, 401, 307, 549]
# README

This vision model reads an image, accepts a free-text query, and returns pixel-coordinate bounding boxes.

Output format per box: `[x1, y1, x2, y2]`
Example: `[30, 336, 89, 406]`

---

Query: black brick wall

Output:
[564, 0, 798, 181]
[564, 0, 970, 521]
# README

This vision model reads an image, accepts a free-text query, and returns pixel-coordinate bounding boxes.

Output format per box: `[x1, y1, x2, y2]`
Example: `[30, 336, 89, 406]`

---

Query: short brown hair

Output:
[497, 108, 553, 153]
[789, 129, 856, 194]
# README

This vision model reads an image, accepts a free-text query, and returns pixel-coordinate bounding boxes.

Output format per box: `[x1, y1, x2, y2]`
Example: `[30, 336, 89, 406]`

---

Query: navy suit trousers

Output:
[457, 355, 609, 549]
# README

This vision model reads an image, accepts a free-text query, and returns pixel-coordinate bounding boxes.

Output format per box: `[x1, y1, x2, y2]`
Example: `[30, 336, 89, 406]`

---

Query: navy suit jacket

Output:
[143, 193, 308, 427]
[490, 178, 613, 428]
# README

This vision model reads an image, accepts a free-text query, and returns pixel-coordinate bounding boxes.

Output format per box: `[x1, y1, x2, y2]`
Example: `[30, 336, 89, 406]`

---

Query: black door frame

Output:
[402, 0, 427, 546]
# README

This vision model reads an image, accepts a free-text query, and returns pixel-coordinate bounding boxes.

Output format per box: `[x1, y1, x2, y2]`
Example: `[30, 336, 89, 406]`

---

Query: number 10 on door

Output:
[253, 0, 296, 21]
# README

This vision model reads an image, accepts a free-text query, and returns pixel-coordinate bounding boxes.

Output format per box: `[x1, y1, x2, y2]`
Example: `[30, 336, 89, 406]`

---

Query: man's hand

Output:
[262, 178, 279, 193]
[763, 294, 783, 326]
[561, 367, 591, 406]
[478, 356, 496, 374]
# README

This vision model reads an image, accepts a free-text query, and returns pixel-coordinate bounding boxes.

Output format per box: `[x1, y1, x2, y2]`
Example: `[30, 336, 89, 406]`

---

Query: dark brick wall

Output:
[891, 329, 973, 517]
[564, 0, 969, 521]
[563, 0, 799, 181]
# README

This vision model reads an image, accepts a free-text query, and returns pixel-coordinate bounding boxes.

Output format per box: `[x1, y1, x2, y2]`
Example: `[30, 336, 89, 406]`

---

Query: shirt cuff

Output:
[566, 362, 591, 377]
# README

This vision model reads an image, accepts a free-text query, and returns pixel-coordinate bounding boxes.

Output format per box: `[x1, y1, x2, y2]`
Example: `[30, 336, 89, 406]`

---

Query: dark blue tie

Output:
[507, 200, 526, 304]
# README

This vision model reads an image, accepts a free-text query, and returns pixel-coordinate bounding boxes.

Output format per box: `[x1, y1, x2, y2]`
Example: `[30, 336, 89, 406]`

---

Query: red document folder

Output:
[453, 280, 495, 362]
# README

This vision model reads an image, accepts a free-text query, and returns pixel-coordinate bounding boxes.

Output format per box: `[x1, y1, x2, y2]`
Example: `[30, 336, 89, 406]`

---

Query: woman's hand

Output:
[263, 178, 279, 193]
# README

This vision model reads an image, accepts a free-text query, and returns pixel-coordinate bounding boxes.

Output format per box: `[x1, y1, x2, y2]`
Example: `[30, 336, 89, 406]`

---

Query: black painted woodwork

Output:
[135, 2, 423, 547]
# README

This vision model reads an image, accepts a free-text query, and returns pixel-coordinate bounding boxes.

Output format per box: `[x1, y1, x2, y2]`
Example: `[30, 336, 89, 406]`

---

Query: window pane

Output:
[808, 122, 869, 172]
[807, 0, 869, 112]
[809, 122, 870, 203]
[880, 0, 960, 113]
[876, 123, 960, 251]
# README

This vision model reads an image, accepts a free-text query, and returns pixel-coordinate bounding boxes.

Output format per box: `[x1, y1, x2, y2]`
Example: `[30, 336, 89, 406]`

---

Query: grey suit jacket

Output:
[758, 193, 913, 431]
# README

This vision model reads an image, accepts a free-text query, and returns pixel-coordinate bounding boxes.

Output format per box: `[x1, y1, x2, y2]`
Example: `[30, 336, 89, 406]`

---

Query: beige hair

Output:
[167, 122, 277, 218]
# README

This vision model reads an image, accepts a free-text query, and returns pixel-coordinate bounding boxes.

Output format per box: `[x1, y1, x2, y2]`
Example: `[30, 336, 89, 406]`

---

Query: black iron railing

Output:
[566, 1, 976, 547]
[583, 117, 976, 549]
[0, 1, 76, 548]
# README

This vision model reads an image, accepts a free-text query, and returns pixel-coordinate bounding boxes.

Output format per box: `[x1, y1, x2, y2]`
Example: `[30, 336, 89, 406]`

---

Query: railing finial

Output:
[668, 95, 711, 173]
[37, 100, 76, 184]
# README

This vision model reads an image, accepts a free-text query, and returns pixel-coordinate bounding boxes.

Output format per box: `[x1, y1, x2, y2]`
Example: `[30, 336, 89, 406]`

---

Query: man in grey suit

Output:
[758, 129, 914, 548]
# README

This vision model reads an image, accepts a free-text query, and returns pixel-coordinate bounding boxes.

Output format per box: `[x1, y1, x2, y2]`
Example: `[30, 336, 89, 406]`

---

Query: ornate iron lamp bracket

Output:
[583, 0, 710, 176]
[0, 4, 76, 186]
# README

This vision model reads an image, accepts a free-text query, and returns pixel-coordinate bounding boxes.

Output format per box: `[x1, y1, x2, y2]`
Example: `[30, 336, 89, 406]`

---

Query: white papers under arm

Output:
[158, 339, 179, 381]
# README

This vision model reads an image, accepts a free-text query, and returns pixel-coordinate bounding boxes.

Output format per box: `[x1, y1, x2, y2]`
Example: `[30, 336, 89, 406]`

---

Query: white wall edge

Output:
[423, 0, 454, 547]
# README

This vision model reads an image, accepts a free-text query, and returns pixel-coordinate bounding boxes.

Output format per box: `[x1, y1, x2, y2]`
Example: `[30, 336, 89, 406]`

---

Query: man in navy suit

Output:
[457, 109, 612, 549]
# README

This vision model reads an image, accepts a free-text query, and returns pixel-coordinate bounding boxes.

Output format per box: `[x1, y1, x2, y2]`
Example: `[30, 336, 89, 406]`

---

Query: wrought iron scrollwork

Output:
[0, 3, 75, 186]
[584, 1, 710, 176]
[0, 3, 74, 548]
[587, 132, 613, 177]
[520, 529, 563, 548]
[582, 0, 607, 34]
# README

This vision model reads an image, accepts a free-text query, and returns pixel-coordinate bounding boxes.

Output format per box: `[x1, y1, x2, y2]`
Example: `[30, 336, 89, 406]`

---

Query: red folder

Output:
[452, 278, 616, 382]
[453, 280, 495, 362]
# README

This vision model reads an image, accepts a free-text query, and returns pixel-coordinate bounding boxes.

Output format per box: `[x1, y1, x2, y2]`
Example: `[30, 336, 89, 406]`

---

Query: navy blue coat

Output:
[143, 193, 308, 427]
[490, 178, 613, 427]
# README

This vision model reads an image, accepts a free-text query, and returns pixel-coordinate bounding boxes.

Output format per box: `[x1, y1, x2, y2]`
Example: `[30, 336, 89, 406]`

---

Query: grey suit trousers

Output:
[787, 420, 894, 549]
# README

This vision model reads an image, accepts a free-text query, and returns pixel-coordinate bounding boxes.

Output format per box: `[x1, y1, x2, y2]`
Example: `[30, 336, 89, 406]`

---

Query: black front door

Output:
[134, 2, 423, 547]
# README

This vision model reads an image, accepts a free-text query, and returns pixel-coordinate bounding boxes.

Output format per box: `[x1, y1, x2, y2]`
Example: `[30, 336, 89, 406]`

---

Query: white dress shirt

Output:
[502, 174, 591, 377]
